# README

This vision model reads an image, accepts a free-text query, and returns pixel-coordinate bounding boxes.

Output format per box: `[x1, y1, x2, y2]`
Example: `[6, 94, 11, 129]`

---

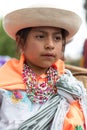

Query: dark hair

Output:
[62, 29, 69, 40]
[61, 29, 69, 51]
[16, 27, 32, 42]
[16, 27, 32, 54]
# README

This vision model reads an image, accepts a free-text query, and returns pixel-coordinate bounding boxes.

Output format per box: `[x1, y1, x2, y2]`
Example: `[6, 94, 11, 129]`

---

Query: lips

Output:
[41, 53, 55, 57]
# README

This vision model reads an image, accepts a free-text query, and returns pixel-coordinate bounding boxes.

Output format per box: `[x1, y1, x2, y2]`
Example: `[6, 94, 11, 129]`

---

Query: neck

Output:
[25, 62, 49, 76]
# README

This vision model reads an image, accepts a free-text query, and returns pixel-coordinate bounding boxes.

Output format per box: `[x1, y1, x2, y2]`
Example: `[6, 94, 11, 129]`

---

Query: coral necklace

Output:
[22, 63, 58, 104]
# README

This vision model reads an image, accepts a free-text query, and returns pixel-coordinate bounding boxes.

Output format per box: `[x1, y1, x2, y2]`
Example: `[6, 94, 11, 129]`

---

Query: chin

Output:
[40, 63, 53, 69]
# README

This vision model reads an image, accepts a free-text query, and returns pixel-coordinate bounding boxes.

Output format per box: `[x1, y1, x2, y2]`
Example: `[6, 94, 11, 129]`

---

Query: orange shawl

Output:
[0, 54, 64, 90]
[0, 54, 85, 129]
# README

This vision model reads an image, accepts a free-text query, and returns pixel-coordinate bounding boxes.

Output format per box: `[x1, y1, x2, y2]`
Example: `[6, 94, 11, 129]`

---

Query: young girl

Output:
[0, 4, 87, 130]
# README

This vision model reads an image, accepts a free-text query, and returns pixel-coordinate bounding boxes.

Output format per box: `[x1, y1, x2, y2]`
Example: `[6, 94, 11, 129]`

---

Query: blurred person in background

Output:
[0, 56, 11, 67]
[80, 39, 87, 68]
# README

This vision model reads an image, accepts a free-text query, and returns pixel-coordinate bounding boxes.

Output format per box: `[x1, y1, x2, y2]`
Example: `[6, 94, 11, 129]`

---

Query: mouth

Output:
[41, 53, 55, 58]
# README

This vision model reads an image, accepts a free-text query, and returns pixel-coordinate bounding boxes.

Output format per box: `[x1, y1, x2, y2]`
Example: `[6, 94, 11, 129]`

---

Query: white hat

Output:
[3, 4, 82, 41]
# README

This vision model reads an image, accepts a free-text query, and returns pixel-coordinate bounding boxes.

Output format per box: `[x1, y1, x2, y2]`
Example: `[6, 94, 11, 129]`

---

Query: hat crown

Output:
[3, 0, 82, 41]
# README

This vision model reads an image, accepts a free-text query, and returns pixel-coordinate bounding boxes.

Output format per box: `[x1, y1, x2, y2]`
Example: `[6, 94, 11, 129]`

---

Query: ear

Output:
[16, 35, 21, 45]
[16, 35, 25, 53]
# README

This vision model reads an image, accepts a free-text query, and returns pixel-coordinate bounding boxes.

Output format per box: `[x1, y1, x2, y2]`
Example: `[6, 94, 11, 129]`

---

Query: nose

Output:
[44, 37, 54, 49]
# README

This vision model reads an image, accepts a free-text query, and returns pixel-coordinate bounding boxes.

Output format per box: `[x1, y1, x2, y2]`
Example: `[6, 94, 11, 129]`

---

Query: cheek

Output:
[23, 41, 33, 51]
[57, 50, 62, 56]
[55, 45, 63, 58]
[23, 44, 31, 56]
[56, 44, 62, 53]
[24, 47, 33, 55]
[23, 42, 41, 58]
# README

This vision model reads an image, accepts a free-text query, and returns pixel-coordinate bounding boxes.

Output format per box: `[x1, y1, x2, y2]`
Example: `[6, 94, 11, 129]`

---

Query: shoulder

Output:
[0, 58, 21, 82]
[0, 58, 19, 71]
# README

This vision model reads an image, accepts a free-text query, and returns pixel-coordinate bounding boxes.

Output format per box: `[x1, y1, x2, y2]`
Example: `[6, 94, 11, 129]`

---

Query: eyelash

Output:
[36, 35, 44, 39]
[35, 35, 62, 41]
[55, 36, 62, 40]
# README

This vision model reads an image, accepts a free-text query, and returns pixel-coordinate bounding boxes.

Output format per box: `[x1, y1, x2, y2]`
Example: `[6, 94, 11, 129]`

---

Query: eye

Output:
[54, 35, 62, 42]
[36, 35, 44, 39]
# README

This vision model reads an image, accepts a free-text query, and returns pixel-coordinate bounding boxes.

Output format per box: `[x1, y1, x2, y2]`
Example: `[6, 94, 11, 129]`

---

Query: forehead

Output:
[30, 26, 62, 33]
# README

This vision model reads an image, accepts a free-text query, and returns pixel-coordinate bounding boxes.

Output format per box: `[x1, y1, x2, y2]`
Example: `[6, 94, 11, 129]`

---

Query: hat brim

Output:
[3, 7, 82, 41]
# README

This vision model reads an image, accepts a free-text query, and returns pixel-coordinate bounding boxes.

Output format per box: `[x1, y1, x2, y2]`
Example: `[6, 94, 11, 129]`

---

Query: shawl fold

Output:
[18, 70, 87, 130]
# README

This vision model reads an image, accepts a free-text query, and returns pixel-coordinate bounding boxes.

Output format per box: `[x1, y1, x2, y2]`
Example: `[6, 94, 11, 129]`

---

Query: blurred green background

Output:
[0, 19, 17, 58]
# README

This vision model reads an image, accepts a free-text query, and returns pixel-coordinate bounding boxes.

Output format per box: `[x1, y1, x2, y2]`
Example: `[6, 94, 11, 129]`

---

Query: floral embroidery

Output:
[11, 90, 23, 103]
[75, 125, 83, 130]
[13, 91, 23, 99]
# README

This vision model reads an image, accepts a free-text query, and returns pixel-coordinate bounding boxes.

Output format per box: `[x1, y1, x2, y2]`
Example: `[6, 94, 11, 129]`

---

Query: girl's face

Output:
[22, 26, 64, 70]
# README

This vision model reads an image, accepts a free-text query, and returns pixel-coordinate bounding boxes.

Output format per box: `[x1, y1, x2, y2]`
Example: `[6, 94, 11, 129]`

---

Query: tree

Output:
[0, 18, 17, 57]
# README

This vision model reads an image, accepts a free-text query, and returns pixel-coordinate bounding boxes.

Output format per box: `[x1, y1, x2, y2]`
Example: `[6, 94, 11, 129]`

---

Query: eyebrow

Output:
[32, 29, 62, 34]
